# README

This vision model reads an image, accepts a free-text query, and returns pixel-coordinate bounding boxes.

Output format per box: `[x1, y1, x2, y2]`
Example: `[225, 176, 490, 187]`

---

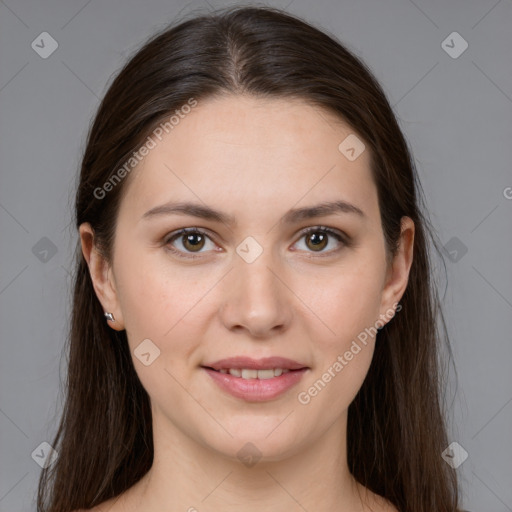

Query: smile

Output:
[214, 368, 291, 379]
[202, 366, 308, 401]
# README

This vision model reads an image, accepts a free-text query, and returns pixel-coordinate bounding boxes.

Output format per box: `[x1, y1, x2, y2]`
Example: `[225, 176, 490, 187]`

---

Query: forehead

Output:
[119, 94, 379, 226]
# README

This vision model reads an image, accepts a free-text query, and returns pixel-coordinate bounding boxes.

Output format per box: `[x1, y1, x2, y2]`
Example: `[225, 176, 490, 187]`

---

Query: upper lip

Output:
[202, 356, 308, 371]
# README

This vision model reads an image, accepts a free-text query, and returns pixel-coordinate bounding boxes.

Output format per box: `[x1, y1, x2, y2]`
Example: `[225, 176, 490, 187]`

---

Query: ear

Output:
[79, 223, 125, 331]
[378, 216, 415, 326]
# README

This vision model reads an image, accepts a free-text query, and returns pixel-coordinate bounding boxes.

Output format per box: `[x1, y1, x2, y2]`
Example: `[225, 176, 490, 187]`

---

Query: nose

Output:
[218, 245, 293, 339]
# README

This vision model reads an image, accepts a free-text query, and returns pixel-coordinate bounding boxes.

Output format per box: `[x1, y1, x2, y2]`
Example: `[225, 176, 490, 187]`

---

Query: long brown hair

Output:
[37, 5, 461, 511]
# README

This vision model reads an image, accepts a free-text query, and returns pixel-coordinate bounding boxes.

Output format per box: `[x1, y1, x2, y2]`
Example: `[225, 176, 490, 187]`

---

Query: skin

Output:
[79, 94, 413, 512]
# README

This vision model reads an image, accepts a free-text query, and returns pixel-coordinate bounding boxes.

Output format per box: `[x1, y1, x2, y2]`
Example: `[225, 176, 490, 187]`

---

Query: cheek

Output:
[306, 260, 384, 346]
[297, 254, 384, 405]
[297, 274, 381, 413]
[114, 251, 217, 383]
[114, 256, 206, 400]
[114, 246, 199, 335]
[297, 344, 374, 419]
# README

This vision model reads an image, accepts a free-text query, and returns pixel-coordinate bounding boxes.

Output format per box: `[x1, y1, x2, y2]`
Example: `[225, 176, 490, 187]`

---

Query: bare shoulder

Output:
[365, 496, 399, 512]
[71, 497, 121, 512]
[368, 497, 399, 512]
[381, 502, 400, 512]
[370, 494, 399, 512]
[356, 481, 399, 512]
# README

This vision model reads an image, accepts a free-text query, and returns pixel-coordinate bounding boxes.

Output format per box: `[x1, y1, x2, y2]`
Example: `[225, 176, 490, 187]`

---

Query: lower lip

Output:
[202, 367, 308, 402]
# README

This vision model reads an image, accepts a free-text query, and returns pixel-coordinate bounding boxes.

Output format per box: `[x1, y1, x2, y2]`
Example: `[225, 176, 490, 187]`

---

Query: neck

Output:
[124, 410, 370, 512]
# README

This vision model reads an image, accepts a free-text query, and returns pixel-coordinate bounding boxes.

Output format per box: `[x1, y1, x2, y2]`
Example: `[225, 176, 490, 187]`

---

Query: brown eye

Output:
[164, 228, 216, 259]
[181, 232, 206, 252]
[294, 226, 347, 256]
[305, 231, 328, 251]
[164, 225, 349, 261]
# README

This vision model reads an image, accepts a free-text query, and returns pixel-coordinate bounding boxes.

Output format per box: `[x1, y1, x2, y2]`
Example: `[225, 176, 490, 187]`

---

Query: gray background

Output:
[0, 0, 511, 510]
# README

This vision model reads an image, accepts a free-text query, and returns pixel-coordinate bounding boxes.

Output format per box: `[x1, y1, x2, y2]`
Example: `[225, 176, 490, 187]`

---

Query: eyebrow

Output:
[141, 199, 366, 226]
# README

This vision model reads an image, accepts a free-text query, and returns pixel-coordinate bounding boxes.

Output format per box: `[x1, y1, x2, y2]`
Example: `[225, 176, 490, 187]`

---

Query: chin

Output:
[204, 426, 306, 465]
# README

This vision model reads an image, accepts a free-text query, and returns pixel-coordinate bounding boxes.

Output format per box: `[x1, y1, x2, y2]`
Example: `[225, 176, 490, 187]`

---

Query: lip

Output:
[202, 367, 308, 402]
[201, 356, 310, 402]
[202, 356, 307, 371]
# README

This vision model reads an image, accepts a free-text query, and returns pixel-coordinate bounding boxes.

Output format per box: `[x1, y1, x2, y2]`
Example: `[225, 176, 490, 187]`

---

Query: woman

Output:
[37, 5, 462, 512]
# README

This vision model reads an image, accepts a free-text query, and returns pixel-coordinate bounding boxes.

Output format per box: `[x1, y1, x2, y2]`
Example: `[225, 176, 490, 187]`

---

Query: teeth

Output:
[220, 368, 291, 379]
[255, 369, 274, 380]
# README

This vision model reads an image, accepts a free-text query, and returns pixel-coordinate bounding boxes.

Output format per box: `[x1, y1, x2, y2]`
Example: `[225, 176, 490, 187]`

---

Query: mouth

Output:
[202, 367, 305, 379]
[200, 357, 310, 401]
[201, 355, 308, 372]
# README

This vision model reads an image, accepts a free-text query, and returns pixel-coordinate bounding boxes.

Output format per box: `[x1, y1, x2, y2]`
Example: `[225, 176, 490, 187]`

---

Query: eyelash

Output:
[163, 226, 350, 260]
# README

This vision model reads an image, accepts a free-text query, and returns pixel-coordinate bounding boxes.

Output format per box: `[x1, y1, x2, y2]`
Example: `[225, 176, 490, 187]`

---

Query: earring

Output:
[104, 312, 115, 322]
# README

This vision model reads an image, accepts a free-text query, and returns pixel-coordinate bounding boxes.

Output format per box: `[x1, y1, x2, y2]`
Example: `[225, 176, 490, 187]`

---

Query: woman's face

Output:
[82, 94, 413, 462]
